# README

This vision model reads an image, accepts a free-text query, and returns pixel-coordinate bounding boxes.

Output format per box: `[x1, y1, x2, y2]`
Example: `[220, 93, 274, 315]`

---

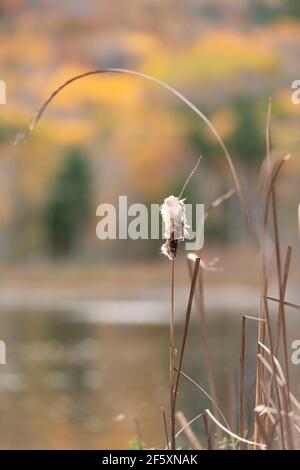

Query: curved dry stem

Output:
[204, 188, 235, 221]
[205, 409, 267, 449]
[175, 411, 203, 449]
[15, 67, 257, 261]
[175, 368, 231, 431]
[179, 156, 202, 198]
[165, 411, 204, 450]
[175, 412, 204, 440]
[263, 154, 291, 231]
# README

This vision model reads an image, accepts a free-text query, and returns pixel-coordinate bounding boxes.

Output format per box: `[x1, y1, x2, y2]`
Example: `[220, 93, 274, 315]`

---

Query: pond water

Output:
[0, 307, 299, 449]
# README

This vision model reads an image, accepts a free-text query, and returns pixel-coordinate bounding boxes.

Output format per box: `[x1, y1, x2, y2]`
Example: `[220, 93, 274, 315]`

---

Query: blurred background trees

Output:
[43, 147, 91, 257]
[287, 0, 300, 18]
[229, 97, 265, 167]
[0, 0, 300, 261]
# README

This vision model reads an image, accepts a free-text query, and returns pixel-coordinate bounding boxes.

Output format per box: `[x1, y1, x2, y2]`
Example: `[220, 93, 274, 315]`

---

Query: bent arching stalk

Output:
[17, 67, 257, 262]
[16, 67, 259, 448]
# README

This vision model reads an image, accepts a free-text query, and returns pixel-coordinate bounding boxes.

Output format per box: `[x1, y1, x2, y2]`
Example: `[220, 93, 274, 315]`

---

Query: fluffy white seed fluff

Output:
[160, 195, 188, 260]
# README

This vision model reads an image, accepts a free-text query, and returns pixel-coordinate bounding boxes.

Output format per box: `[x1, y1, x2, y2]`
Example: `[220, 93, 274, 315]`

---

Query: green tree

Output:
[286, 0, 300, 18]
[228, 97, 265, 165]
[43, 146, 91, 257]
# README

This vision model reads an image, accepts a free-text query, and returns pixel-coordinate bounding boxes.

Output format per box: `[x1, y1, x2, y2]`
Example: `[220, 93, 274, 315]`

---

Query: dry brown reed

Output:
[19, 69, 300, 450]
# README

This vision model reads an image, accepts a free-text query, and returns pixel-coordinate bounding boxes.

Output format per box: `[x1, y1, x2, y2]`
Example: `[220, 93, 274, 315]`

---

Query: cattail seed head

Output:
[160, 195, 188, 260]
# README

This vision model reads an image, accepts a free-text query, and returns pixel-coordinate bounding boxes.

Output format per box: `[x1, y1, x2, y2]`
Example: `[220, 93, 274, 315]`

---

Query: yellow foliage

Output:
[211, 108, 235, 140]
[44, 66, 143, 109]
[45, 119, 95, 145]
[276, 89, 300, 115]
[123, 33, 160, 56]
[0, 33, 54, 64]
[270, 18, 300, 37]
[108, 108, 187, 197]
[142, 30, 279, 83]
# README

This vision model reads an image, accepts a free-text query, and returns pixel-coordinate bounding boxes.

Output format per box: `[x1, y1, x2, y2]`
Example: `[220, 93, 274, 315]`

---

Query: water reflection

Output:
[0, 308, 299, 449]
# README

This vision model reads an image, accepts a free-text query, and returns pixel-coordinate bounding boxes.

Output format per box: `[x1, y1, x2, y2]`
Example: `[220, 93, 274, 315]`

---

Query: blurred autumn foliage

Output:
[0, 0, 300, 259]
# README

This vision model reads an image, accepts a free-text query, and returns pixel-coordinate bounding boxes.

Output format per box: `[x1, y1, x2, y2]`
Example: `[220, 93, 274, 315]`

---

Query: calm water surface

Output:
[0, 307, 299, 449]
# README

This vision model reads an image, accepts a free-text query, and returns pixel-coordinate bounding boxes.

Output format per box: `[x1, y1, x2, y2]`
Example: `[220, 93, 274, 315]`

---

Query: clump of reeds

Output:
[164, 100, 300, 451]
[18, 68, 300, 450]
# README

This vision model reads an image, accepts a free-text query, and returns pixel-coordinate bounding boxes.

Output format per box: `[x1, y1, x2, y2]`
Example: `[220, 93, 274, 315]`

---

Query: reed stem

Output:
[169, 259, 176, 449]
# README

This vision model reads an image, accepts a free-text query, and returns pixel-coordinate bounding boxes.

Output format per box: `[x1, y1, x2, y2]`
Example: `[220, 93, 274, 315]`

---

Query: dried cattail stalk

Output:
[160, 196, 188, 260]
